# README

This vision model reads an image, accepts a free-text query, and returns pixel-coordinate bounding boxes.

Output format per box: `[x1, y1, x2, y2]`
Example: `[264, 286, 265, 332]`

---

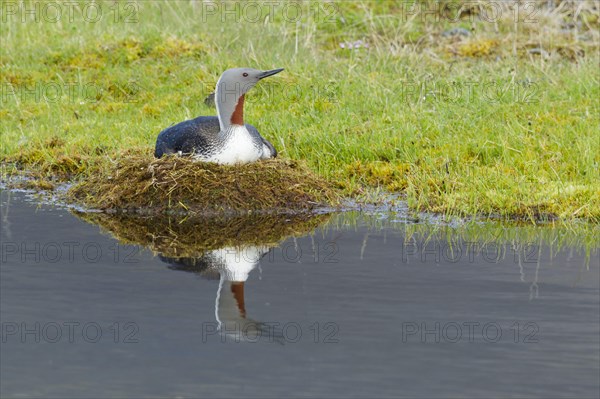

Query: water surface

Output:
[1, 190, 598, 398]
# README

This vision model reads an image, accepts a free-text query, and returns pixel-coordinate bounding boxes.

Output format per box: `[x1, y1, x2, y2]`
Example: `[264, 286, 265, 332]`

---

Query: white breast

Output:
[203, 125, 262, 165]
[211, 245, 269, 282]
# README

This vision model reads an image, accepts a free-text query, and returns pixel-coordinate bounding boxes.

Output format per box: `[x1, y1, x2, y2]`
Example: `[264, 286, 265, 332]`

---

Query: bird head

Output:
[215, 67, 284, 103]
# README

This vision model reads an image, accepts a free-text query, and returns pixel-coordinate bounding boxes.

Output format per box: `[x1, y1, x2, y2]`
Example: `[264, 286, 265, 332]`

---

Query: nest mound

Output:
[67, 153, 340, 214]
[75, 211, 330, 258]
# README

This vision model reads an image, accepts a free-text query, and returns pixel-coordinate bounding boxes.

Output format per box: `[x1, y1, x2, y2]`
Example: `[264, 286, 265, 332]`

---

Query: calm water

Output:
[1, 190, 599, 398]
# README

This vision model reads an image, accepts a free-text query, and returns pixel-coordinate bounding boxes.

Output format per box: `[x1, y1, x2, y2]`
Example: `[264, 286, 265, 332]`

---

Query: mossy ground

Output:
[1, 1, 599, 221]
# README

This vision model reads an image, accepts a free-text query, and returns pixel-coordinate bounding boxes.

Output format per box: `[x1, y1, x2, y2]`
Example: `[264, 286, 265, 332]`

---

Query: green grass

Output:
[1, 0, 599, 222]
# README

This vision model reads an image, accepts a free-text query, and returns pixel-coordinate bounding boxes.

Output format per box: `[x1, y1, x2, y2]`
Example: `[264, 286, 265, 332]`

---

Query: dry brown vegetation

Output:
[66, 151, 341, 214]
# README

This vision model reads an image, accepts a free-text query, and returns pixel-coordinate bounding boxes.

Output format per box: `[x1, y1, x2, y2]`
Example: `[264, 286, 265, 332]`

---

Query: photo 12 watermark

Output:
[0, 239, 340, 266]
[398, 1, 541, 23]
[202, 321, 340, 344]
[399, 240, 542, 264]
[0, 1, 573, 26]
[1, 1, 139, 23]
[0, 81, 142, 105]
[0, 1, 339, 24]
[0, 241, 142, 264]
[401, 321, 540, 343]
[264, 241, 339, 264]
[202, 80, 339, 106]
[194, 1, 339, 24]
[1, 321, 139, 344]
[399, 80, 540, 105]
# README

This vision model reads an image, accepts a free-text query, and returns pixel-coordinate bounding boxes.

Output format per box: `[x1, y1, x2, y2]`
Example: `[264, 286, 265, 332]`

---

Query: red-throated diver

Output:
[154, 67, 284, 164]
[159, 246, 284, 343]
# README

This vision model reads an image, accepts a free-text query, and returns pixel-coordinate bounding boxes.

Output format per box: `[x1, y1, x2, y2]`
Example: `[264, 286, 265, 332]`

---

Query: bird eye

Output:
[243, 72, 248, 77]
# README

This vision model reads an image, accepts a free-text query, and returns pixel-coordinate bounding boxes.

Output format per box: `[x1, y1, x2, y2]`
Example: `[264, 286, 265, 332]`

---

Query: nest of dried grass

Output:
[67, 153, 340, 214]
[75, 211, 330, 258]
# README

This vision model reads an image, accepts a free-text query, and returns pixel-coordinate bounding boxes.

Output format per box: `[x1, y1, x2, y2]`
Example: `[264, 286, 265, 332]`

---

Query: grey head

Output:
[215, 67, 284, 131]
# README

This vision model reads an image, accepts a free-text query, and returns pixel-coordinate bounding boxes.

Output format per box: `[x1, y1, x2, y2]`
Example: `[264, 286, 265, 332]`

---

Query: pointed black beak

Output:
[258, 68, 284, 79]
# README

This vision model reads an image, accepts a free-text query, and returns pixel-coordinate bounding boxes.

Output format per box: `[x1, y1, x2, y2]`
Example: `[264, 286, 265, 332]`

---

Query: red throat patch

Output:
[230, 282, 246, 317]
[230, 94, 245, 125]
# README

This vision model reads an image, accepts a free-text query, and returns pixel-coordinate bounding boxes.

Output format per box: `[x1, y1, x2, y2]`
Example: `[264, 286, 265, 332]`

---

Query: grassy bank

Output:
[1, 1, 599, 221]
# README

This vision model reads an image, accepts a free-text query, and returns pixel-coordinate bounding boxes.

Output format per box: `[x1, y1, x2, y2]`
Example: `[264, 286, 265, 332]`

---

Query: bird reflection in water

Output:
[73, 211, 331, 343]
[160, 246, 286, 343]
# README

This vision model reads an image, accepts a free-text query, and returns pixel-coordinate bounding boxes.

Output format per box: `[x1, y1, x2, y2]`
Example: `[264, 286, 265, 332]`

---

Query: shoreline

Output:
[2, 161, 598, 225]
